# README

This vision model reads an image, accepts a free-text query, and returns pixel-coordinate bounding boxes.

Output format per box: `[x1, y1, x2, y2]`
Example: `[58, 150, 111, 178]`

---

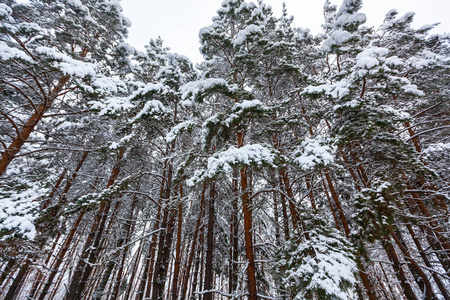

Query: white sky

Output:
[120, 0, 450, 64]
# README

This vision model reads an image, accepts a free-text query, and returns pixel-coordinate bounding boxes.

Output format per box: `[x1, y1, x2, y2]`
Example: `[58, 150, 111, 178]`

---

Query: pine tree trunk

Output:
[93, 198, 137, 300]
[0, 75, 70, 175]
[180, 182, 207, 300]
[151, 160, 176, 300]
[65, 149, 124, 300]
[237, 130, 258, 300]
[38, 210, 85, 300]
[171, 185, 184, 300]
[203, 180, 216, 300]
[391, 230, 433, 299]
[279, 169, 300, 233]
[135, 206, 162, 300]
[383, 238, 418, 300]
[278, 175, 290, 241]
[405, 224, 450, 300]
[323, 172, 350, 237]
[3, 260, 30, 300]
[125, 234, 145, 300]
[0, 259, 15, 288]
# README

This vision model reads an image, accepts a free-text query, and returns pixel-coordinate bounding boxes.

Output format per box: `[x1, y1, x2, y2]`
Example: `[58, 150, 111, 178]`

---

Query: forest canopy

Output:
[0, 0, 449, 299]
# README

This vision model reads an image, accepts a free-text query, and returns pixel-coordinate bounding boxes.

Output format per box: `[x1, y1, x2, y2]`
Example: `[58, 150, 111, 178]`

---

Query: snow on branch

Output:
[165, 120, 199, 143]
[187, 144, 277, 186]
[292, 136, 335, 170]
[181, 78, 238, 103]
[0, 185, 47, 240]
[0, 41, 33, 62]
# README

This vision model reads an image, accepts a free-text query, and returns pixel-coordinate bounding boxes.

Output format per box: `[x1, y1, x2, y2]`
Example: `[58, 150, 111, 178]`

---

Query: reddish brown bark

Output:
[203, 180, 216, 300]
[323, 172, 350, 237]
[171, 185, 184, 300]
[383, 239, 418, 300]
[65, 149, 124, 300]
[0, 76, 70, 175]
[238, 130, 258, 300]
[279, 169, 300, 233]
[180, 182, 207, 300]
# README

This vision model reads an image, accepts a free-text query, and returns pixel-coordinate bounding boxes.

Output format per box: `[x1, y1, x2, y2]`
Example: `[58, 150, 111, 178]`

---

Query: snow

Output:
[381, 11, 415, 30]
[0, 185, 47, 240]
[424, 143, 450, 154]
[187, 144, 276, 186]
[280, 229, 357, 300]
[109, 133, 135, 150]
[233, 99, 264, 110]
[385, 56, 403, 67]
[401, 84, 424, 96]
[66, 0, 89, 12]
[354, 47, 389, 76]
[334, 12, 366, 29]
[90, 97, 134, 116]
[0, 3, 12, 19]
[303, 80, 350, 99]
[321, 30, 353, 52]
[0, 41, 33, 62]
[91, 76, 120, 94]
[165, 120, 197, 143]
[181, 78, 237, 101]
[234, 24, 262, 47]
[130, 100, 170, 122]
[35, 47, 97, 78]
[293, 136, 334, 170]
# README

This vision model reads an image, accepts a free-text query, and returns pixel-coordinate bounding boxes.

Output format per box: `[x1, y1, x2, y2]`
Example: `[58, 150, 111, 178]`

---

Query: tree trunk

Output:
[3, 260, 30, 300]
[237, 130, 258, 300]
[203, 180, 216, 300]
[0, 75, 70, 175]
[383, 238, 418, 300]
[180, 182, 207, 300]
[93, 197, 137, 299]
[171, 185, 184, 300]
[65, 149, 124, 300]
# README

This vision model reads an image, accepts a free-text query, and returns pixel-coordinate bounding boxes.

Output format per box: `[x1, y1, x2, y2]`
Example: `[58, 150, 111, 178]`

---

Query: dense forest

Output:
[0, 0, 449, 299]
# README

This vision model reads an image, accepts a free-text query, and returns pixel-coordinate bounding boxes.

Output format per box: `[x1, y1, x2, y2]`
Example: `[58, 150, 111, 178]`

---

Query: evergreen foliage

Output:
[0, 0, 449, 299]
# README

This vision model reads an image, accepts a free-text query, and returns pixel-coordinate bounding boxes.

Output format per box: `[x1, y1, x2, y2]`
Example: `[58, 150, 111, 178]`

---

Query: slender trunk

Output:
[229, 171, 239, 295]
[383, 238, 418, 300]
[180, 182, 207, 300]
[323, 172, 350, 237]
[272, 190, 281, 245]
[93, 198, 137, 299]
[323, 172, 377, 300]
[237, 130, 258, 300]
[0, 76, 70, 175]
[321, 177, 341, 231]
[38, 210, 86, 300]
[65, 149, 124, 300]
[203, 180, 216, 300]
[151, 160, 175, 300]
[279, 175, 290, 241]
[279, 169, 299, 233]
[3, 260, 30, 300]
[125, 234, 146, 300]
[391, 230, 433, 299]
[0, 259, 15, 288]
[137, 174, 165, 300]
[404, 190, 450, 271]
[305, 175, 316, 211]
[406, 224, 450, 300]
[111, 227, 135, 300]
[190, 241, 202, 300]
[171, 185, 184, 300]
[43, 168, 66, 209]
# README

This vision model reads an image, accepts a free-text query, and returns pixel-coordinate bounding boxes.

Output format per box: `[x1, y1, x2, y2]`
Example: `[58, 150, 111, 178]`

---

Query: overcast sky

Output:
[120, 0, 450, 64]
